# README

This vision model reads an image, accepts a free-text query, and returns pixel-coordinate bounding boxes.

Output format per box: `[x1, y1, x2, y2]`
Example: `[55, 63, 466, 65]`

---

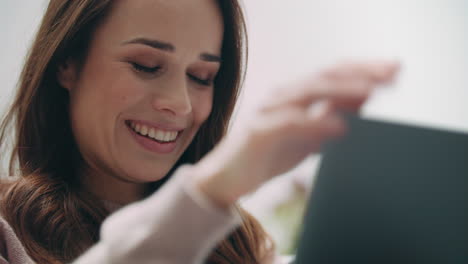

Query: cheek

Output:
[105, 81, 140, 112]
[82, 65, 143, 116]
[69, 62, 143, 148]
[98, 67, 141, 107]
[192, 89, 214, 125]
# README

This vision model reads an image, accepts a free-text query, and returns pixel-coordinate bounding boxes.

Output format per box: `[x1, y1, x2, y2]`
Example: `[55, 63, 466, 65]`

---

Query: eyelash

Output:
[131, 63, 160, 74]
[131, 63, 213, 86]
[188, 75, 213, 86]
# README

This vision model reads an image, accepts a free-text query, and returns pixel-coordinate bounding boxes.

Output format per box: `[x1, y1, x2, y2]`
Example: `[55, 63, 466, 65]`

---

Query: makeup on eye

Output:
[122, 46, 218, 85]
[187, 64, 218, 87]
[131, 62, 161, 74]
[130, 61, 215, 86]
[188, 74, 213, 86]
[122, 47, 164, 74]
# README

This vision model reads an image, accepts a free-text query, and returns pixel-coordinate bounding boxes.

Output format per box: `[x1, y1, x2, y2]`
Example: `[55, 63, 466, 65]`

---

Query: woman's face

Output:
[60, 0, 223, 194]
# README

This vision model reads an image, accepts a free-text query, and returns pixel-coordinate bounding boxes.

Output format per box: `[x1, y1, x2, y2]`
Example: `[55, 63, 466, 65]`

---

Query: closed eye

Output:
[188, 74, 213, 86]
[131, 63, 161, 74]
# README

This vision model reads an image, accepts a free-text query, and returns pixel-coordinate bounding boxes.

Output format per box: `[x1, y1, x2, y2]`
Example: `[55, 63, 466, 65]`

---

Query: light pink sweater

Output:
[0, 166, 289, 264]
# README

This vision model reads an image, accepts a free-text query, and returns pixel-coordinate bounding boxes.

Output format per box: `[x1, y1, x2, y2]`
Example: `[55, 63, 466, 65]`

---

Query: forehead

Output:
[94, 0, 224, 55]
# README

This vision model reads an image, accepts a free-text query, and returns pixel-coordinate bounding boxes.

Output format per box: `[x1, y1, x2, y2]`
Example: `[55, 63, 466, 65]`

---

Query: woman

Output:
[0, 0, 398, 263]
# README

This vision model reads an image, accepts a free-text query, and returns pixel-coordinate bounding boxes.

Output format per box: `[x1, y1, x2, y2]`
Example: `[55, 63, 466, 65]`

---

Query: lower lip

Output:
[126, 124, 179, 154]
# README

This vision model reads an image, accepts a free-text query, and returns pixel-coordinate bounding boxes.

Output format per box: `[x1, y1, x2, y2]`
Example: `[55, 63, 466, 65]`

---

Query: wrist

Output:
[192, 159, 238, 210]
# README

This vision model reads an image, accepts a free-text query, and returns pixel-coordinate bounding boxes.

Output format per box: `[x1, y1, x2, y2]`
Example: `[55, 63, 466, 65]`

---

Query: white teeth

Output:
[140, 125, 148, 136]
[130, 121, 178, 142]
[155, 130, 164, 140]
[148, 128, 155, 138]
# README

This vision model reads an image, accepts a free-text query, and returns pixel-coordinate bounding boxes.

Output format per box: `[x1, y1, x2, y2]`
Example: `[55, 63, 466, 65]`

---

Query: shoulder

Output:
[0, 179, 35, 264]
[0, 216, 34, 264]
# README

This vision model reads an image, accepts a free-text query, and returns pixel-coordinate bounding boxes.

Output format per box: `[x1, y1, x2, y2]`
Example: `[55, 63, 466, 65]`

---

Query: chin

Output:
[119, 161, 174, 184]
[125, 170, 168, 184]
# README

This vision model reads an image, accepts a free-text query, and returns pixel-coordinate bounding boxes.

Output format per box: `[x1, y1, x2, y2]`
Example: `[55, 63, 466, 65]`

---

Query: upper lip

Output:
[126, 119, 186, 132]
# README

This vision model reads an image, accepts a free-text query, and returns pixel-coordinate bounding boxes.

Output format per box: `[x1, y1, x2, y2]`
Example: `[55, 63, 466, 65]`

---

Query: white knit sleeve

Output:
[73, 165, 242, 264]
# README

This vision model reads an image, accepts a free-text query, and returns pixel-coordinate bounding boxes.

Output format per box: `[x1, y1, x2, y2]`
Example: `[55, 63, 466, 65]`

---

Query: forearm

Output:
[73, 165, 242, 264]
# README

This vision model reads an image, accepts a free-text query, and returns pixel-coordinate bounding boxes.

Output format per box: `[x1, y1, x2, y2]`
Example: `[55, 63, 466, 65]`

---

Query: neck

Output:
[79, 164, 149, 205]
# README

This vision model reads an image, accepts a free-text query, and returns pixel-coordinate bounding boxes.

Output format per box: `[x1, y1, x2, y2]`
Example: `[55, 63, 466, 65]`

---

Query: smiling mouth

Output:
[125, 120, 180, 143]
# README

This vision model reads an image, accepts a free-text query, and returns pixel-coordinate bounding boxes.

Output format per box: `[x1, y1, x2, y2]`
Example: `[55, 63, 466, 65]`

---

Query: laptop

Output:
[295, 115, 468, 264]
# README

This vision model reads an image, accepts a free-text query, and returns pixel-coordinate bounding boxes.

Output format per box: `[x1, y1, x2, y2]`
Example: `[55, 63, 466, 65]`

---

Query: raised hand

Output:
[194, 61, 400, 208]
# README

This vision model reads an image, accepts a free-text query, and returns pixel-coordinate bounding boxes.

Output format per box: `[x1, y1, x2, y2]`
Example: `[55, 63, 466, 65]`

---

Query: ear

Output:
[57, 59, 79, 91]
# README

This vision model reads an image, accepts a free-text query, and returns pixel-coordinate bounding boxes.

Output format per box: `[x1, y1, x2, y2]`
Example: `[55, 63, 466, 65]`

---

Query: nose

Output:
[151, 74, 192, 116]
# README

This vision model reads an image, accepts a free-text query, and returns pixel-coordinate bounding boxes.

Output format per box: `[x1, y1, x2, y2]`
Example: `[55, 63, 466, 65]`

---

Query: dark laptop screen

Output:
[295, 115, 468, 264]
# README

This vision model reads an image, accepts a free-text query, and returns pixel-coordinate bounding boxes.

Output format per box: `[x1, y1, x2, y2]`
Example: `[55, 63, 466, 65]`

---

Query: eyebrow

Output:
[200, 53, 222, 63]
[123, 37, 175, 52]
[122, 37, 222, 63]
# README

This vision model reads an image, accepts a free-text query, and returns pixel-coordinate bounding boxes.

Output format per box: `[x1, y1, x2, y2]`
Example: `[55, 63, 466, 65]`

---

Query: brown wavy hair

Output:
[0, 1, 273, 263]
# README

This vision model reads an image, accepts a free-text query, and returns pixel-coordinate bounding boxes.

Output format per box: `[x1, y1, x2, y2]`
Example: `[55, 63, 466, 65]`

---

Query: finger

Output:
[259, 105, 345, 142]
[296, 111, 347, 151]
[265, 77, 372, 112]
[264, 61, 400, 113]
[327, 89, 370, 112]
[307, 97, 365, 120]
[321, 60, 400, 83]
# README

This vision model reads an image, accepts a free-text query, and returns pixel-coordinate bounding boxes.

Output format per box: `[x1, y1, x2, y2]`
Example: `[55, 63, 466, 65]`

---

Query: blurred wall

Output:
[0, 1, 47, 111]
[239, 0, 468, 132]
